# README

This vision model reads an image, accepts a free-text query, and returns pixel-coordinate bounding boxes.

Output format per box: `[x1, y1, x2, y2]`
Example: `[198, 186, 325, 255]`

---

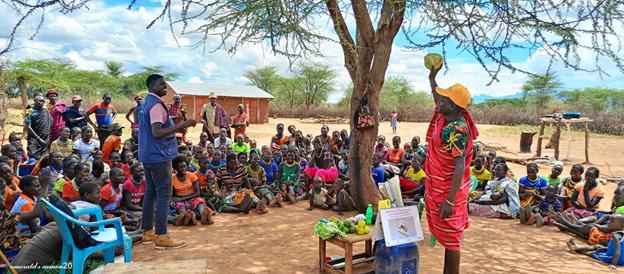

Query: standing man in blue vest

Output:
[139, 74, 196, 249]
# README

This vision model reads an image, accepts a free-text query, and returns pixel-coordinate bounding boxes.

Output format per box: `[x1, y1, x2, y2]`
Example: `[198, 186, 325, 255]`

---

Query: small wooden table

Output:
[319, 225, 375, 274]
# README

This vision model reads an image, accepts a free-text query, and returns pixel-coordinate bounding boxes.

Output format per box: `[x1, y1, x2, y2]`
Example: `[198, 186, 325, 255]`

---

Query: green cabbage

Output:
[315, 221, 347, 240]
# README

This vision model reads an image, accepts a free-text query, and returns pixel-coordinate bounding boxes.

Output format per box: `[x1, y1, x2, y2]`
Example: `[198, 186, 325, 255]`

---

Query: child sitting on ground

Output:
[385, 136, 404, 170]
[400, 143, 415, 175]
[71, 182, 101, 222]
[520, 184, 561, 226]
[232, 134, 250, 155]
[260, 149, 279, 190]
[188, 145, 205, 172]
[171, 155, 213, 225]
[567, 231, 624, 267]
[237, 152, 248, 166]
[400, 157, 426, 200]
[107, 151, 131, 180]
[62, 162, 91, 203]
[337, 150, 349, 182]
[246, 154, 280, 211]
[11, 176, 42, 234]
[371, 153, 385, 189]
[308, 177, 335, 211]
[470, 155, 491, 191]
[122, 163, 145, 218]
[50, 127, 73, 158]
[208, 150, 225, 174]
[468, 163, 521, 219]
[565, 166, 604, 219]
[53, 157, 78, 198]
[334, 178, 358, 215]
[559, 164, 585, 209]
[195, 156, 226, 214]
[277, 150, 302, 204]
[101, 168, 140, 230]
[40, 151, 64, 189]
[554, 213, 624, 246]
[518, 163, 548, 208]
[546, 163, 564, 187]
[374, 135, 388, 160]
[249, 139, 260, 156]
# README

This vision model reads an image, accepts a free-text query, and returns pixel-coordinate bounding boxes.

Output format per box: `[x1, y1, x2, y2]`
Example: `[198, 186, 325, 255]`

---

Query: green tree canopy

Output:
[521, 72, 562, 109]
[296, 63, 335, 110]
[244, 66, 279, 94]
[105, 61, 124, 77]
[6, 59, 177, 97]
[559, 87, 624, 112]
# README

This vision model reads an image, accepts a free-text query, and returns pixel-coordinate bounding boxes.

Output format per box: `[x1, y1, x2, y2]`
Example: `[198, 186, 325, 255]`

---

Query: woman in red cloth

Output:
[424, 66, 478, 274]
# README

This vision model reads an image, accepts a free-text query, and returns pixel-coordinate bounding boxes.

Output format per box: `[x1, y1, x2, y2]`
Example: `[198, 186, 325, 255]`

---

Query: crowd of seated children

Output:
[4, 90, 624, 269]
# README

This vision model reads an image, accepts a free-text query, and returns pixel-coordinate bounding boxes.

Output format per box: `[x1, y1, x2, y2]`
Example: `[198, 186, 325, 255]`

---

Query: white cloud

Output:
[187, 76, 203, 83]
[1, 0, 622, 104]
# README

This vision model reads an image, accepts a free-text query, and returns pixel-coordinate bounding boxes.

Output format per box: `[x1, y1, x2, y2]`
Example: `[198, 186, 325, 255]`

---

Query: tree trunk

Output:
[325, 0, 405, 211]
[519, 131, 536, 153]
[348, 84, 380, 211]
[18, 77, 27, 116]
[0, 85, 6, 145]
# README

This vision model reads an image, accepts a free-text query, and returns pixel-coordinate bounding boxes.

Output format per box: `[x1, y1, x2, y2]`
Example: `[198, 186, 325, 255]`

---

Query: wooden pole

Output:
[554, 120, 562, 160]
[536, 120, 546, 157]
[585, 121, 590, 163]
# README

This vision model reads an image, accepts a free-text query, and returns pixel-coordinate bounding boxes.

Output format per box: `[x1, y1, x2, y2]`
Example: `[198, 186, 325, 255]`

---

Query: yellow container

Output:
[378, 199, 391, 209]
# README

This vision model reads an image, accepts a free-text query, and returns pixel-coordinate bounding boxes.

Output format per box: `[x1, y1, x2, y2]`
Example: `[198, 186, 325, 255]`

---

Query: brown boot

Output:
[175, 210, 188, 226]
[154, 234, 188, 250]
[256, 198, 269, 214]
[188, 211, 198, 225]
[142, 230, 157, 245]
[201, 208, 214, 225]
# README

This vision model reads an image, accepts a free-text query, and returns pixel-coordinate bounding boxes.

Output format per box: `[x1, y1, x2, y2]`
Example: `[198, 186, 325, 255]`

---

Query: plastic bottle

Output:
[366, 204, 373, 225]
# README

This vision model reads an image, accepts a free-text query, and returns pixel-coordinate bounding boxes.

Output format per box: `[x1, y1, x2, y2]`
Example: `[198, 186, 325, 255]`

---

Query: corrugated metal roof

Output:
[168, 81, 274, 99]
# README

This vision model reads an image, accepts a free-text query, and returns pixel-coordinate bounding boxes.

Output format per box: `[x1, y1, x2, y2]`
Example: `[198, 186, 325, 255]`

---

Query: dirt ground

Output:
[4, 114, 623, 273]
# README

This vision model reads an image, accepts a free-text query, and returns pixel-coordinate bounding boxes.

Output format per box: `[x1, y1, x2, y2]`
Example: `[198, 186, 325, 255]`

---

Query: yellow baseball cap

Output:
[435, 83, 472, 109]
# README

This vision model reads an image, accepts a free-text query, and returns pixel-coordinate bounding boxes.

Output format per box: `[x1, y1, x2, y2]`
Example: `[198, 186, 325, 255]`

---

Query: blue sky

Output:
[1, 0, 623, 103]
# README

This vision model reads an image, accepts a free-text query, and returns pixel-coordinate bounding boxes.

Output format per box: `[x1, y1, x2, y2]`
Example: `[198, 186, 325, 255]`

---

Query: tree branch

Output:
[325, 0, 357, 81]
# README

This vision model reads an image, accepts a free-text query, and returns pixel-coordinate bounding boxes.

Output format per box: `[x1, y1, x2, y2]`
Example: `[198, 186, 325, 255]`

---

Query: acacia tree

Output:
[3, 0, 624, 209]
[273, 76, 301, 112]
[521, 72, 562, 109]
[296, 63, 335, 111]
[244, 66, 279, 94]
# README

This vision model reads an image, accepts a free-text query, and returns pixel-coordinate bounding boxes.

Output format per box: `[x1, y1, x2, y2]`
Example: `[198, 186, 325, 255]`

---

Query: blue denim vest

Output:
[138, 94, 178, 163]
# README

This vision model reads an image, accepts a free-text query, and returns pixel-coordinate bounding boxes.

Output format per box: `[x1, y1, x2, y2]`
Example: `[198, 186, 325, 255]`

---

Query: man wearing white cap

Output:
[200, 92, 230, 142]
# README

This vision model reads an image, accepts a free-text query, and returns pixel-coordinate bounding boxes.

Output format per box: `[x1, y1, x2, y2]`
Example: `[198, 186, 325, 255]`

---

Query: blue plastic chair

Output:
[41, 199, 132, 274]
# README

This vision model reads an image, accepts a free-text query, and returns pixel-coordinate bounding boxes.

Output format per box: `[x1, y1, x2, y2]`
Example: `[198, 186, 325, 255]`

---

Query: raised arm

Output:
[429, 66, 442, 105]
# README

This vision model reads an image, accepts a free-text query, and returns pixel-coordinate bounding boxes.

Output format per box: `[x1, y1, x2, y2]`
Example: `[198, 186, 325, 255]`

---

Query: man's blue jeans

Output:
[141, 161, 173, 235]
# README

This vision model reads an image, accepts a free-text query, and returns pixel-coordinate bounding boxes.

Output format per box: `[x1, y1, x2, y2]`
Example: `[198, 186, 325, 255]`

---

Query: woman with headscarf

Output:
[24, 95, 53, 158]
[45, 88, 66, 142]
[424, 65, 478, 274]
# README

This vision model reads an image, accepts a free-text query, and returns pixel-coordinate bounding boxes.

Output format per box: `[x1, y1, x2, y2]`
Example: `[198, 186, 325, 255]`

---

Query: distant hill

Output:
[472, 92, 523, 104]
